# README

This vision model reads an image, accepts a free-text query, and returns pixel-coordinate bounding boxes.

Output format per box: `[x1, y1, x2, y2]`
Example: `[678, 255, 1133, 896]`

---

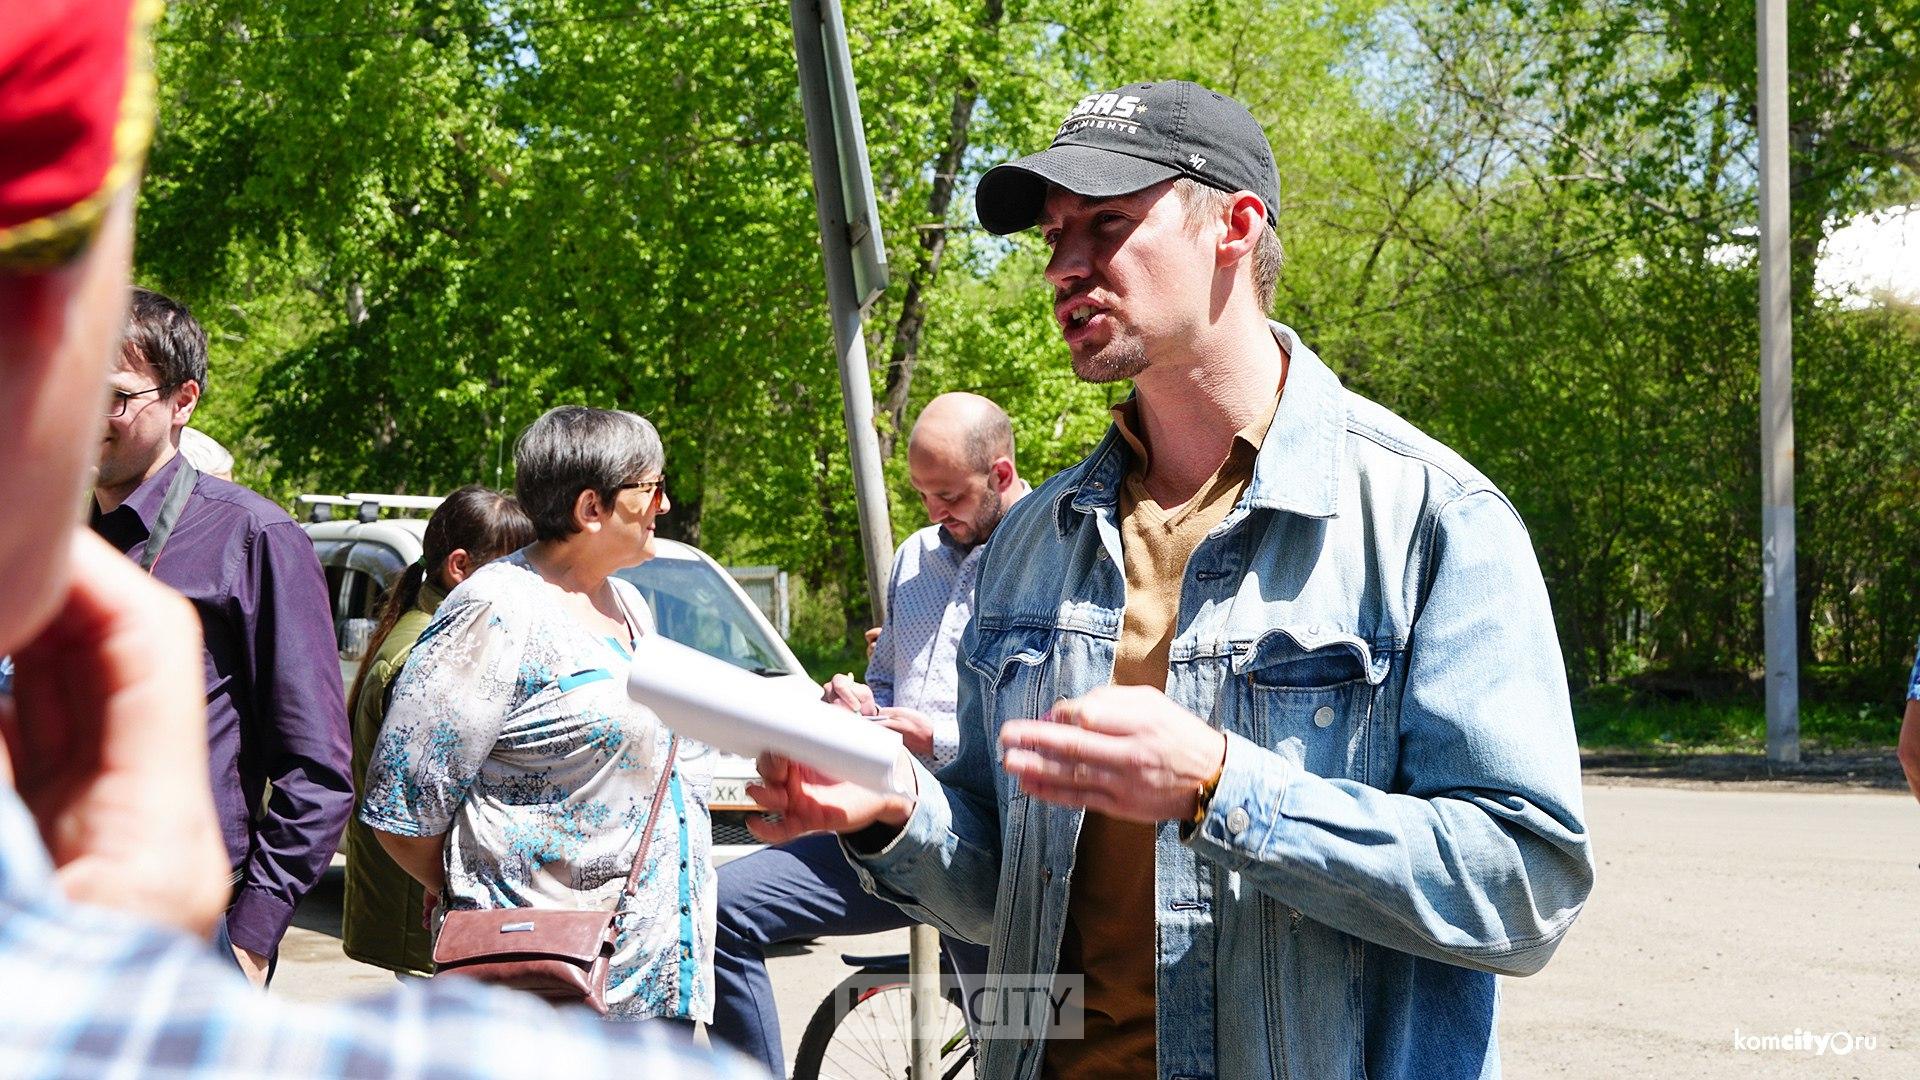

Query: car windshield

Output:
[614, 559, 793, 677]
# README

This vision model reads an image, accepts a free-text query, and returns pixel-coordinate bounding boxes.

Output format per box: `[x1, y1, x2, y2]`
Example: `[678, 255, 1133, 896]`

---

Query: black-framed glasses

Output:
[107, 384, 176, 418]
[611, 478, 667, 512]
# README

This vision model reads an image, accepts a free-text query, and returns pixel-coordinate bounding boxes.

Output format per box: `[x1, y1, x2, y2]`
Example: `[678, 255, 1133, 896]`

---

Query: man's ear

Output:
[990, 458, 1015, 492]
[1215, 192, 1266, 270]
[170, 379, 202, 429]
[570, 487, 604, 534]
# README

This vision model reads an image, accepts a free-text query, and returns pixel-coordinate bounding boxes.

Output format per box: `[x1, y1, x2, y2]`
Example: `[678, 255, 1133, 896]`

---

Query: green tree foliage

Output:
[140, 0, 1918, 689]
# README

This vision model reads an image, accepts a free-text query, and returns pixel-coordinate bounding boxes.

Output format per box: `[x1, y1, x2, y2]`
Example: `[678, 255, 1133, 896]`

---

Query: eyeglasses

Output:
[611, 479, 667, 512]
[106, 384, 176, 418]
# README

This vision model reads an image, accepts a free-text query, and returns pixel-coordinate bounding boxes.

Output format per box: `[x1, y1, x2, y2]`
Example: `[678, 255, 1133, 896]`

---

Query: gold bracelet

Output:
[1190, 758, 1226, 828]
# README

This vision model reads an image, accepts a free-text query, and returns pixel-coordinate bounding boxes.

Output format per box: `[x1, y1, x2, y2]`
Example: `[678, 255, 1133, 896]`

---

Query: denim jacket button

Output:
[1225, 806, 1251, 835]
[1313, 705, 1336, 728]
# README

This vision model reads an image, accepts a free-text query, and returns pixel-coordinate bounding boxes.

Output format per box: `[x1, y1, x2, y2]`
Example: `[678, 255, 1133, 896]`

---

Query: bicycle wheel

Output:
[790, 968, 975, 1080]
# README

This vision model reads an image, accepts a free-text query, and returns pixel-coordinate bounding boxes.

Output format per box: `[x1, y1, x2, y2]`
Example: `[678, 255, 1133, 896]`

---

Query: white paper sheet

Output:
[626, 635, 905, 795]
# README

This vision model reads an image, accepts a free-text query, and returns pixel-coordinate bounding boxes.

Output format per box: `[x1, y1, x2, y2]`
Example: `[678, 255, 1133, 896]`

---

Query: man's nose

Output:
[1044, 233, 1090, 292]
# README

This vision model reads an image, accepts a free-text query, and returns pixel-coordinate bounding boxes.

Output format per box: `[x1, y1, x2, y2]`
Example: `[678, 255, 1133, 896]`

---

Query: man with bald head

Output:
[709, 392, 1027, 1073]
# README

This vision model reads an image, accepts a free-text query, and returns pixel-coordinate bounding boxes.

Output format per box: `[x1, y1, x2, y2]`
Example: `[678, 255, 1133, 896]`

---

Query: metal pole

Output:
[791, 0, 893, 617]
[790, 3, 942, 1074]
[1757, 0, 1799, 763]
[907, 919, 943, 1079]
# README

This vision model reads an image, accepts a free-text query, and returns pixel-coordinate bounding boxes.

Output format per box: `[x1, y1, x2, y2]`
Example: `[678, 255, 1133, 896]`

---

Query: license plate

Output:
[709, 777, 753, 810]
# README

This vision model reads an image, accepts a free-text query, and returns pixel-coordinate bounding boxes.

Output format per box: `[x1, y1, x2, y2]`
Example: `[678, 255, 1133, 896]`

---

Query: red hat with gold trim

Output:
[0, 0, 161, 270]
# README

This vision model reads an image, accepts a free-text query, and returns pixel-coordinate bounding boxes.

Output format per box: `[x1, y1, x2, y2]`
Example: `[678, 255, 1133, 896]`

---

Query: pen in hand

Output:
[821, 672, 879, 717]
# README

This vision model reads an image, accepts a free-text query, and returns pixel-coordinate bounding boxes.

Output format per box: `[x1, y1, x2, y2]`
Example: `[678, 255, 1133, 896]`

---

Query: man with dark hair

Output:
[711, 392, 1026, 1074]
[91, 285, 353, 985]
[751, 81, 1592, 1079]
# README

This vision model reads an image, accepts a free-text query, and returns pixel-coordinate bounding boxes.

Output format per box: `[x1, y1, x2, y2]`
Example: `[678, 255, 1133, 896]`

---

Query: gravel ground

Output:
[1581, 747, 1908, 793]
[271, 778, 1919, 1078]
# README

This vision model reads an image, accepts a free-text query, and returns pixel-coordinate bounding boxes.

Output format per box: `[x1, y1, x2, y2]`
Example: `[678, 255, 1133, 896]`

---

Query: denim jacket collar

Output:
[1059, 321, 1343, 535]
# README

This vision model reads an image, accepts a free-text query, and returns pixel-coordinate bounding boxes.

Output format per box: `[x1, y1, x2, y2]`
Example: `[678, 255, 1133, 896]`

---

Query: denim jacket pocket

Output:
[967, 624, 1058, 725]
[1230, 628, 1389, 781]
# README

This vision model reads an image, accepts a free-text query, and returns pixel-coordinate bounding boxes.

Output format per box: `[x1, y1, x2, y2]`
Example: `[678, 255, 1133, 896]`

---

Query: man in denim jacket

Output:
[750, 80, 1594, 1080]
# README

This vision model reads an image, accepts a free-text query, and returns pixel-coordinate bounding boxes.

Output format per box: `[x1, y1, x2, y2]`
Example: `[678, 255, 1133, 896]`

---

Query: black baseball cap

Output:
[974, 80, 1280, 236]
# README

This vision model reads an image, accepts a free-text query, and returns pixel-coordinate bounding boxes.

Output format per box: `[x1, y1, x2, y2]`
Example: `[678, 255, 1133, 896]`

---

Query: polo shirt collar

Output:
[1063, 321, 1344, 526]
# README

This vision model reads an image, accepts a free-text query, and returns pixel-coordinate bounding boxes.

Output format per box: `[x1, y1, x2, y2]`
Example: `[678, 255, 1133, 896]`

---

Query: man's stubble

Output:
[1071, 336, 1149, 385]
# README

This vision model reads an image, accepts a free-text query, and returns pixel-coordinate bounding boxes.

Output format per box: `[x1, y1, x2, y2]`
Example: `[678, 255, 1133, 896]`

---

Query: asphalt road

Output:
[273, 782, 1919, 1078]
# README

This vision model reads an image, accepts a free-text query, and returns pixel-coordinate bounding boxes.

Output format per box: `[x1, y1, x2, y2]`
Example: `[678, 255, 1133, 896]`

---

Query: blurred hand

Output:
[1000, 685, 1228, 823]
[0, 531, 229, 936]
[821, 673, 877, 716]
[864, 626, 883, 659]
[745, 750, 915, 844]
[875, 706, 934, 759]
[1898, 701, 1920, 804]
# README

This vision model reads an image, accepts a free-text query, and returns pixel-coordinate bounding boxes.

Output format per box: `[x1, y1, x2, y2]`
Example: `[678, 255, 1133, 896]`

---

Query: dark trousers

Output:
[710, 832, 988, 1074]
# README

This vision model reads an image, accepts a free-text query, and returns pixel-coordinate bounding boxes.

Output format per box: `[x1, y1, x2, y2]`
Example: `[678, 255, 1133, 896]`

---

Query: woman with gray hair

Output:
[360, 405, 714, 1024]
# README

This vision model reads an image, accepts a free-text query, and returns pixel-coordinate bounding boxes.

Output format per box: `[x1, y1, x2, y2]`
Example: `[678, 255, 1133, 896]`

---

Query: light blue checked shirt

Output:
[0, 784, 763, 1079]
[1908, 635, 1920, 701]
[865, 522, 1001, 772]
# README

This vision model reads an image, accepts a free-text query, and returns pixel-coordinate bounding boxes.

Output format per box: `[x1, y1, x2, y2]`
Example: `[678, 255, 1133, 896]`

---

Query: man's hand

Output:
[821, 673, 878, 716]
[1000, 685, 1229, 823]
[864, 626, 883, 660]
[875, 706, 935, 759]
[745, 750, 916, 844]
[232, 944, 271, 988]
[0, 531, 230, 936]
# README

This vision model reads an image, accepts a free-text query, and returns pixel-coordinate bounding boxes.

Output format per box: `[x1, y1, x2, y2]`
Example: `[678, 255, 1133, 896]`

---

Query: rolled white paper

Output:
[626, 634, 906, 795]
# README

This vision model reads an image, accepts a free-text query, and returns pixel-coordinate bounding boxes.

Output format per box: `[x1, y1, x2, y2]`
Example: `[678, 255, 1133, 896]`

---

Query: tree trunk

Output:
[654, 369, 704, 548]
[875, 0, 1004, 458]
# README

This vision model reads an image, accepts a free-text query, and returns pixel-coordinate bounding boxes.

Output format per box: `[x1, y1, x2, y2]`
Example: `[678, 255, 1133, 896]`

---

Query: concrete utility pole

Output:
[1757, 0, 1799, 763]
[791, 2, 942, 1075]
[791, 0, 893, 615]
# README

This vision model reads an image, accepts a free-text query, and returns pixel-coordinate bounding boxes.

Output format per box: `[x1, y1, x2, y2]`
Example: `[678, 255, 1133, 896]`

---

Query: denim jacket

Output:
[846, 323, 1594, 1080]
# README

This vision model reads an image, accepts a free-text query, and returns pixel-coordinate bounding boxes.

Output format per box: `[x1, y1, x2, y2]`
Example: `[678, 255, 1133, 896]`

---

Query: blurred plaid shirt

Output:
[0, 786, 764, 1080]
[1909, 635, 1920, 701]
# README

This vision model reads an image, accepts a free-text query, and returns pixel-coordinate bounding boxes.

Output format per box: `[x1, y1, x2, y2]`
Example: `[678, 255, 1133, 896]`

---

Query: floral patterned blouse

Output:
[360, 552, 715, 1021]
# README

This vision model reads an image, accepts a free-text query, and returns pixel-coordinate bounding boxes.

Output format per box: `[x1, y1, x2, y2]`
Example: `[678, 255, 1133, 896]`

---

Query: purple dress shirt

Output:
[90, 453, 352, 956]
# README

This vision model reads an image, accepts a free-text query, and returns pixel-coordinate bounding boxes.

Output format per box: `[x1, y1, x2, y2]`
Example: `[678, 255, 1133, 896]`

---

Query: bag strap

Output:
[614, 733, 680, 908]
[137, 459, 199, 573]
[608, 591, 676, 910]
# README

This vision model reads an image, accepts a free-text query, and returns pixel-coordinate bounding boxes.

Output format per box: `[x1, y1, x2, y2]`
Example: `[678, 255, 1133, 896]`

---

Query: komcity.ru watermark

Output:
[820, 974, 1086, 1041]
[1732, 1027, 1878, 1055]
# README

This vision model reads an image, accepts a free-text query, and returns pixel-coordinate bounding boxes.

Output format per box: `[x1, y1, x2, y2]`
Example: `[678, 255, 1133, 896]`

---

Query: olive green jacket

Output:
[340, 579, 446, 975]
